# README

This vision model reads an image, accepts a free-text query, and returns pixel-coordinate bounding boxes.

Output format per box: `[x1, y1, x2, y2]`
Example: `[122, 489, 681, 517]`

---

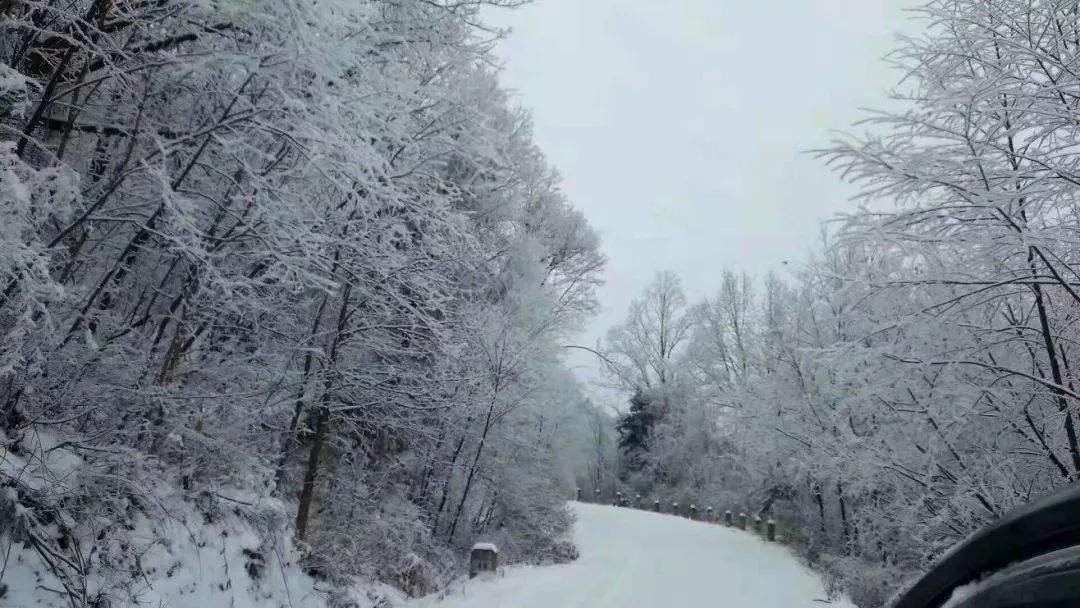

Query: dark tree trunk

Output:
[294, 283, 351, 541]
[294, 406, 328, 541]
[447, 383, 499, 542]
[838, 482, 851, 554]
[1030, 282, 1080, 477]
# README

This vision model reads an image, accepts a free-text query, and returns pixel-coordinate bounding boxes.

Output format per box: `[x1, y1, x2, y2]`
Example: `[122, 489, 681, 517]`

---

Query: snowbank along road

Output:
[410, 502, 854, 608]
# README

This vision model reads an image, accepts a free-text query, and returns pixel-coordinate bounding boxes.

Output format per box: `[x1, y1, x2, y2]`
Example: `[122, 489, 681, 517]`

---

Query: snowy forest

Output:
[590, 1, 1080, 605]
[6, 0, 1080, 606]
[1, 0, 605, 605]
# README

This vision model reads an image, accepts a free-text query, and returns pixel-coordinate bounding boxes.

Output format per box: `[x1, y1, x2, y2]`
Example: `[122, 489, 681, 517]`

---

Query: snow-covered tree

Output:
[0, 0, 603, 602]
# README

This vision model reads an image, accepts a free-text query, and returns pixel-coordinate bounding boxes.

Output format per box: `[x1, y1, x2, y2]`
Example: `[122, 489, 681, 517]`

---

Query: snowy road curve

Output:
[410, 502, 854, 608]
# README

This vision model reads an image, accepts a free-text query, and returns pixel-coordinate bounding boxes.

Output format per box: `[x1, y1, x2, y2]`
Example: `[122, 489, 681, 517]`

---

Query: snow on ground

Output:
[1, 492, 337, 608]
[410, 502, 854, 608]
[3, 489, 851, 608]
[0, 434, 403, 608]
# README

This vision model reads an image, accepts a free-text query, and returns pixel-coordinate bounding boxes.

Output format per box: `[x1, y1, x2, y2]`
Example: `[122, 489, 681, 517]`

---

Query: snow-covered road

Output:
[409, 502, 854, 608]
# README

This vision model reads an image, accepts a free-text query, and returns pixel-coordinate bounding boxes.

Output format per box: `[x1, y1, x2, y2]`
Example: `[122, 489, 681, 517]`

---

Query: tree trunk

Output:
[837, 482, 851, 554]
[1030, 282, 1080, 477]
[294, 283, 351, 541]
[814, 488, 826, 533]
[294, 405, 328, 541]
[447, 384, 499, 541]
[273, 293, 329, 493]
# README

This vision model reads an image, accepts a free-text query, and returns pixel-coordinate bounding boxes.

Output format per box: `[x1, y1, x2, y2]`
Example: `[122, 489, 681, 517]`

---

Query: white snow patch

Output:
[0, 63, 31, 117]
[0, 429, 85, 495]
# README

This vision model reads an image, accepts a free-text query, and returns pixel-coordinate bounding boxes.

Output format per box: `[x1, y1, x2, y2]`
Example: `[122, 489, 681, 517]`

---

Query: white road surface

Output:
[409, 502, 855, 608]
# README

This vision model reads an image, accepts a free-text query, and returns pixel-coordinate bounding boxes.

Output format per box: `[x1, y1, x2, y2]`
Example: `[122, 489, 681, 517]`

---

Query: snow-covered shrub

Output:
[818, 555, 907, 608]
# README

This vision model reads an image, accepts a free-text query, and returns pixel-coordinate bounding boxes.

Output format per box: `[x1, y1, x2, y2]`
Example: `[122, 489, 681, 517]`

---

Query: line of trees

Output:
[1, 0, 603, 602]
[597, 2, 1080, 605]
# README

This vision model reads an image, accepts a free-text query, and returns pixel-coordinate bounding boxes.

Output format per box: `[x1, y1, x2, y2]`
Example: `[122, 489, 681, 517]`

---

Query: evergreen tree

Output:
[615, 389, 657, 475]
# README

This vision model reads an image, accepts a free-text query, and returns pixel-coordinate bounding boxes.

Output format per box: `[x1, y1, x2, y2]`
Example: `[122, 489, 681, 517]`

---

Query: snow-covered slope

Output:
[0, 432, 404, 608]
[409, 503, 854, 608]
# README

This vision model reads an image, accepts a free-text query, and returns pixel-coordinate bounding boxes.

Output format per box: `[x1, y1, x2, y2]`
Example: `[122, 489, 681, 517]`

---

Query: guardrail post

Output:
[469, 543, 499, 578]
[653, 499, 661, 512]
[724, 510, 733, 526]
[615, 491, 623, 506]
[767, 519, 776, 541]
[706, 506, 714, 522]
[672, 502, 679, 517]
[689, 504, 697, 520]
[738, 512, 747, 530]
[753, 515, 763, 534]
[636, 494, 642, 508]
[575, 487, 581, 501]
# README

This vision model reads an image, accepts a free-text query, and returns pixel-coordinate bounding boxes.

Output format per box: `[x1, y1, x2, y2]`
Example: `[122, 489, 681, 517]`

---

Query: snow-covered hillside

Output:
[409, 503, 854, 608]
[0, 471, 403, 608]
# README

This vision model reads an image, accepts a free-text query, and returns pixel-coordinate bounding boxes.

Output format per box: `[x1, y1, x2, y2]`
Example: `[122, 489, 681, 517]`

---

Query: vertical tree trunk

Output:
[294, 405, 329, 541]
[411, 428, 446, 505]
[814, 488, 826, 533]
[294, 283, 351, 541]
[1030, 282, 1080, 477]
[447, 382, 499, 541]
[433, 415, 474, 532]
[274, 293, 329, 493]
[837, 482, 851, 554]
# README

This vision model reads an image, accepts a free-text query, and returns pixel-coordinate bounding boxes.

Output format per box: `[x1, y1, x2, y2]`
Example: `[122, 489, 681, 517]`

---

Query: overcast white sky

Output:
[484, 1, 916, 408]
